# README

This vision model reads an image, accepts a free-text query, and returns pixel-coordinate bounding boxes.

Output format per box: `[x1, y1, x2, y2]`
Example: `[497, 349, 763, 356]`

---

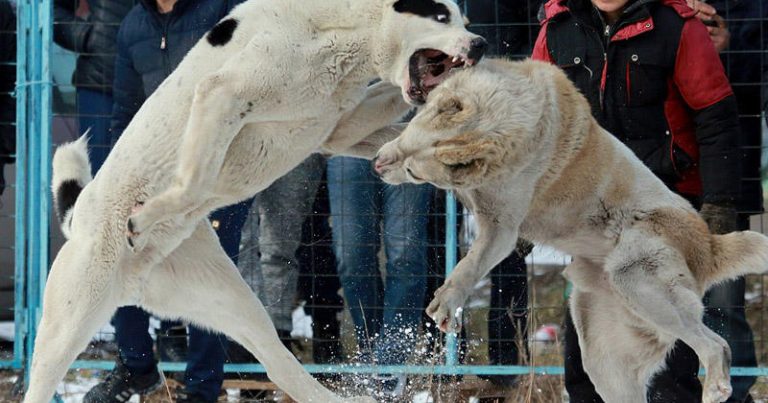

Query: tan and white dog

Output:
[374, 58, 768, 403]
[30, 1, 487, 402]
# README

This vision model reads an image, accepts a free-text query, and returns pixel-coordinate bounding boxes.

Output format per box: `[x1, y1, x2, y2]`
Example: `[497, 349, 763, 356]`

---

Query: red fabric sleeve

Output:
[531, 22, 553, 63]
[673, 18, 733, 110]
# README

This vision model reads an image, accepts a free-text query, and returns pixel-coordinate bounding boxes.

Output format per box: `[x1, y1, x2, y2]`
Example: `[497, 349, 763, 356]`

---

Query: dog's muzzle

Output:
[467, 37, 488, 63]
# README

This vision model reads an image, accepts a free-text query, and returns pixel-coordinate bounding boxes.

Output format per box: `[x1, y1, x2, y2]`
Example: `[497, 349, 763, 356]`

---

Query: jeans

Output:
[76, 88, 113, 174]
[238, 155, 324, 331]
[113, 201, 250, 402]
[328, 157, 432, 365]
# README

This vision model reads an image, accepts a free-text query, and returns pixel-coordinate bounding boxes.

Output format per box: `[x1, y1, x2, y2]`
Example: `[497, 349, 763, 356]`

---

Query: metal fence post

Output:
[444, 192, 459, 366]
[16, 0, 52, 384]
[14, 0, 29, 373]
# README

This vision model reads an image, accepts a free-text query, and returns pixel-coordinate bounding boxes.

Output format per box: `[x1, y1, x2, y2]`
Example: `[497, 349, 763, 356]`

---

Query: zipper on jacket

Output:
[159, 15, 172, 76]
[586, 24, 609, 112]
[599, 52, 607, 109]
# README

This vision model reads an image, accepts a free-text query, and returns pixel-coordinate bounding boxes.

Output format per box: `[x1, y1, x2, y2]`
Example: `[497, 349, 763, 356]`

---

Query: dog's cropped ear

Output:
[437, 96, 464, 116]
[434, 133, 500, 185]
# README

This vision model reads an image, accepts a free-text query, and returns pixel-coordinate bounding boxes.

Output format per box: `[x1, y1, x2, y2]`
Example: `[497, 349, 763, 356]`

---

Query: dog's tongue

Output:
[422, 73, 442, 88]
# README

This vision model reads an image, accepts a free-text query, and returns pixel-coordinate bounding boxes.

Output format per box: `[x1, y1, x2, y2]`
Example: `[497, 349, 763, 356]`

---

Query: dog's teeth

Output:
[452, 56, 459, 63]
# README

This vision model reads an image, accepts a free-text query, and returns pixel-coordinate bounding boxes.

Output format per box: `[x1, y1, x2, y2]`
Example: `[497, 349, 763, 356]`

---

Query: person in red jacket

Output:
[533, 0, 750, 402]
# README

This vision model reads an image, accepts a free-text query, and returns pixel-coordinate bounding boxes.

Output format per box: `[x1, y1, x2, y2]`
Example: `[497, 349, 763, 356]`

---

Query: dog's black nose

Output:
[467, 37, 488, 62]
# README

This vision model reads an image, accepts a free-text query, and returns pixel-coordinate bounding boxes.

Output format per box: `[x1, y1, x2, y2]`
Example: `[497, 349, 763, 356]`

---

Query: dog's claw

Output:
[127, 217, 136, 235]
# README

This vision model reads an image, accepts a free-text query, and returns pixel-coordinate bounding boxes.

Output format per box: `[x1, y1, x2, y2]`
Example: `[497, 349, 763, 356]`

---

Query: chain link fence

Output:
[1, 0, 768, 401]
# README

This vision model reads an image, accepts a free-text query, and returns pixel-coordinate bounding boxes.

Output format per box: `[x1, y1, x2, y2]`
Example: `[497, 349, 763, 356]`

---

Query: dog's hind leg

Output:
[571, 287, 679, 403]
[24, 241, 119, 403]
[567, 260, 657, 403]
[606, 230, 732, 403]
[141, 221, 372, 403]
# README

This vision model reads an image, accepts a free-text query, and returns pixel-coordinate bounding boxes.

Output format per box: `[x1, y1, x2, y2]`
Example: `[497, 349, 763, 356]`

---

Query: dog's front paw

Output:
[426, 284, 468, 333]
[702, 378, 732, 403]
[126, 201, 153, 252]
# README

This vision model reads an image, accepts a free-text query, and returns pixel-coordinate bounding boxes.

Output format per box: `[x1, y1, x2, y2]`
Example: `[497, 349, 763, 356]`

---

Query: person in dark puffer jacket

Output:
[692, 1, 767, 401]
[0, 0, 15, 197]
[533, 0, 746, 402]
[53, 0, 134, 172]
[83, 1, 248, 402]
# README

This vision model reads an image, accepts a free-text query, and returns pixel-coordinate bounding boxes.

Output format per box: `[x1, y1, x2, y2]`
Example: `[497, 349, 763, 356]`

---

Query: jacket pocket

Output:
[553, 47, 592, 94]
[626, 48, 669, 106]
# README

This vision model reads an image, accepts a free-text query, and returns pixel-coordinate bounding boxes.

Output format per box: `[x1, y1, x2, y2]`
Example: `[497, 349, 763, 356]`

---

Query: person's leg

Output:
[183, 327, 227, 402]
[179, 202, 251, 400]
[112, 306, 157, 374]
[485, 251, 528, 385]
[646, 341, 703, 403]
[76, 88, 113, 174]
[563, 310, 604, 403]
[379, 181, 432, 365]
[328, 156, 384, 355]
[257, 154, 324, 332]
[704, 277, 757, 402]
[297, 172, 345, 364]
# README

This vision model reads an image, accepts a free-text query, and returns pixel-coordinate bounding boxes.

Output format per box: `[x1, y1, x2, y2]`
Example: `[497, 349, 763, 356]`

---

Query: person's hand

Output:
[686, 0, 730, 52]
[705, 14, 730, 52]
[700, 203, 738, 234]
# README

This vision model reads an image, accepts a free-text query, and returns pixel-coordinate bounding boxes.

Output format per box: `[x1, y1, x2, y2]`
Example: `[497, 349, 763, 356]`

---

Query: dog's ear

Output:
[437, 96, 463, 116]
[434, 132, 499, 185]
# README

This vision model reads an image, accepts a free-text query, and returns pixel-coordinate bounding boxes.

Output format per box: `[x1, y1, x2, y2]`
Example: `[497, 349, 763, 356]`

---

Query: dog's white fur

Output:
[29, 1, 484, 402]
[375, 58, 768, 403]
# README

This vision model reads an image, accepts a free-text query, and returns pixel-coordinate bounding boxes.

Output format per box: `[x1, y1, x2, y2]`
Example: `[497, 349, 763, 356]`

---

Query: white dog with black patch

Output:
[26, 0, 486, 402]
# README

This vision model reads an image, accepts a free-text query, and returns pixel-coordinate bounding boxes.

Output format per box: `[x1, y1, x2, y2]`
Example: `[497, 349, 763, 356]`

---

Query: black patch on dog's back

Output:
[394, 0, 451, 24]
[207, 18, 238, 47]
[56, 179, 82, 222]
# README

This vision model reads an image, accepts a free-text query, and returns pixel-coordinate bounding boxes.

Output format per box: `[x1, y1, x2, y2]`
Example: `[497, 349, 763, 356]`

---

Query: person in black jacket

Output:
[534, 0, 745, 401]
[83, 1, 249, 402]
[0, 0, 15, 197]
[691, 1, 766, 401]
[53, 0, 134, 173]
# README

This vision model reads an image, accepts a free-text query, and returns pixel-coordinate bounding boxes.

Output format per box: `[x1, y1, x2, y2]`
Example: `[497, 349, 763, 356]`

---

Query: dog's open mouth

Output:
[407, 49, 468, 104]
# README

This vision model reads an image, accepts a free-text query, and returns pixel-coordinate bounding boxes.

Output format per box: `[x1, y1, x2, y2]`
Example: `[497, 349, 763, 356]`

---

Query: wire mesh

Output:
[3, 0, 768, 401]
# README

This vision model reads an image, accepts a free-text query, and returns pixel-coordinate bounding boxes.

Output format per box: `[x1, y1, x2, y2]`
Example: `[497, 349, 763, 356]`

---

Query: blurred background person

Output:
[53, 0, 133, 173]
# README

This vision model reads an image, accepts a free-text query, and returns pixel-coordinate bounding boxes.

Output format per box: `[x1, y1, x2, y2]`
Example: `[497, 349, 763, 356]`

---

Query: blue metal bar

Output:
[444, 0, 463, 366]
[444, 192, 458, 365]
[67, 361, 768, 378]
[14, 0, 30, 372]
[38, 0, 53, 322]
[0, 360, 22, 369]
[25, 0, 42, 377]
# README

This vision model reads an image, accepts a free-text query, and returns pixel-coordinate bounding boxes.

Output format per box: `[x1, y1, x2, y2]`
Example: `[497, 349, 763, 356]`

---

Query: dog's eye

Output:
[434, 14, 449, 23]
[446, 160, 476, 170]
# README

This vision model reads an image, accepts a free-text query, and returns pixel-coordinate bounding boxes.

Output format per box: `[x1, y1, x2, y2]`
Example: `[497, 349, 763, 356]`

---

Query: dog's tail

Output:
[707, 230, 768, 288]
[51, 133, 92, 239]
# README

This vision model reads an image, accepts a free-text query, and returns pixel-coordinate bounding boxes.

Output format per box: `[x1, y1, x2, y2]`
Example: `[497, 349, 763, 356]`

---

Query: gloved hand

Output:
[699, 203, 738, 234]
[515, 237, 534, 258]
